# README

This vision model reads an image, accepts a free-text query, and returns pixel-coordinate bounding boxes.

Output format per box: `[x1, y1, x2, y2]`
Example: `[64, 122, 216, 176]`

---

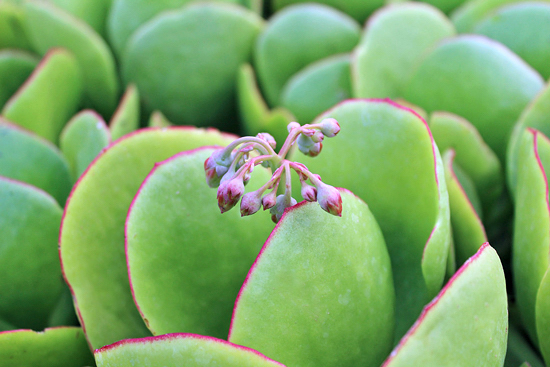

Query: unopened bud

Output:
[301, 182, 317, 202]
[257, 133, 277, 150]
[240, 191, 262, 217]
[204, 154, 227, 188]
[262, 191, 277, 210]
[311, 130, 324, 143]
[316, 183, 342, 216]
[287, 121, 300, 132]
[306, 142, 322, 157]
[217, 177, 245, 213]
[319, 118, 340, 137]
[270, 194, 297, 223]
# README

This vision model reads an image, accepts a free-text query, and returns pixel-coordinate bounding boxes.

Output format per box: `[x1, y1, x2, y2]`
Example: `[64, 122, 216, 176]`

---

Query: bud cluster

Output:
[204, 118, 342, 223]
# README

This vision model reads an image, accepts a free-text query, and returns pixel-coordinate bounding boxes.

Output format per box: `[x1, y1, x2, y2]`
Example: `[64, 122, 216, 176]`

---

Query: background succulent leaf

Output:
[0, 1, 32, 50]
[352, 2, 455, 99]
[0, 50, 37, 108]
[148, 110, 173, 128]
[0, 177, 64, 330]
[536, 267, 550, 366]
[122, 3, 264, 130]
[109, 84, 140, 141]
[126, 147, 274, 338]
[1, 48, 82, 144]
[0, 327, 94, 367]
[59, 110, 111, 180]
[382, 243, 508, 366]
[229, 190, 394, 367]
[0, 120, 72, 205]
[48, 0, 112, 38]
[60, 127, 235, 350]
[23, 0, 119, 116]
[95, 334, 285, 367]
[272, 0, 384, 24]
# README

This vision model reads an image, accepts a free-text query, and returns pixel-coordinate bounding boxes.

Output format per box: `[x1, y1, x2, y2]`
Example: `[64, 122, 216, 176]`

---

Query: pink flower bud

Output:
[262, 191, 277, 210]
[306, 142, 322, 157]
[217, 177, 245, 213]
[287, 121, 300, 132]
[269, 195, 297, 223]
[316, 183, 342, 216]
[311, 130, 324, 143]
[240, 191, 262, 217]
[301, 182, 317, 202]
[320, 118, 340, 137]
[204, 149, 229, 188]
[257, 133, 277, 150]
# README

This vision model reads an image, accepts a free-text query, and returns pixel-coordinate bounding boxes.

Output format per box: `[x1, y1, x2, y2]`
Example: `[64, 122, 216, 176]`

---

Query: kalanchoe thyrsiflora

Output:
[205, 119, 342, 222]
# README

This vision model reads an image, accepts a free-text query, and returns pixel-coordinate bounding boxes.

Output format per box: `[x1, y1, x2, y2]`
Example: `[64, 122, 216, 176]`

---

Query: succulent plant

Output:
[1, 0, 550, 366]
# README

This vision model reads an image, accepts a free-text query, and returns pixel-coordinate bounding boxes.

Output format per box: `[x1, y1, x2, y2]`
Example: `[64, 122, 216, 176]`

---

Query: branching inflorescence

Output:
[204, 119, 342, 222]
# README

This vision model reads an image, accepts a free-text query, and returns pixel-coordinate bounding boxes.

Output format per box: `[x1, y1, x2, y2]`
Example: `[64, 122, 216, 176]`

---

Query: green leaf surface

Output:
[0, 177, 64, 330]
[95, 334, 284, 367]
[255, 3, 360, 106]
[513, 129, 550, 346]
[0, 327, 94, 367]
[0, 120, 72, 205]
[508, 82, 550, 196]
[49, 0, 111, 37]
[107, 0, 242, 57]
[404, 35, 544, 161]
[230, 190, 394, 367]
[295, 99, 450, 339]
[536, 267, 550, 366]
[147, 110, 173, 128]
[442, 149, 487, 266]
[0, 50, 37, 109]
[24, 0, 119, 116]
[505, 322, 545, 367]
[273, 0, 384, 23]
[123, 3, 263, 129]
[1, 48, 82, 143]
[59, 127, 235, 350]
[352, 2, 455, 99]
[0, 1, 31, 50]
[473, 3, 550, 79]
[382, 243, 507, 366]
[109, 84, 140, 141]
[281, 54, 351, 125]
[60, 110, 111, 180]
[127, 148, 273, 338]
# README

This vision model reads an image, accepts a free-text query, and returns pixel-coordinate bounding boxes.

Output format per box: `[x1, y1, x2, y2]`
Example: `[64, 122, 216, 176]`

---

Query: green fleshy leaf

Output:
[0, 120, 72, 205]
[123, 3, 263, 129]
[127, 148, 273, 338]
[109, 84, 140, 141]
[47, 286, 78, 328]
[59, 127, 235, 350]
[0, 327, 94, 367]
[382, 243, 507, 366]
[24, 0, 119, 116]
[147, 110, 172, 128]
[280, 54, 351, 124]
[49, 0, 111, 37]
[473, 3, 550, 79]
[504, 318, 544, 367]
[95, 334, 284, 367]
[0, 177, 64, 330]
[442, 149, 487, 266]
[404, 35, 544, 161]
[107, 0, 243, 57]
[415, 0, 464, 14]
[230, 190, 394, 367]
[536, 267, 550, 366]
[1, 49, 82, 144]
[513, 129, 550, 346]
[508, 82, 550, 196]
[352, 2, 455, 99]
[295, 99, 450, 340]
[0, 50, 37, 109]
[59, 110, 111, 180]
[255, 3, 360, 106]
[0, 1, 31, 50]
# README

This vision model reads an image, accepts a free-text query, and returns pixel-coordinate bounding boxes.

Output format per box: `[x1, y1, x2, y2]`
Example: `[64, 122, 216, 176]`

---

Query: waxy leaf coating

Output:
[109, 84, 140, 141]
[0, 50, 37, 108]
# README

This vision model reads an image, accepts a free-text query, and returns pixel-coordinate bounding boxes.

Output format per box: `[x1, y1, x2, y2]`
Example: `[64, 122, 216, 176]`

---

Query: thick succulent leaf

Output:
[536, 268, 550, 365]
[473, 3, 550, 79]
[237, 63, 293, 145]
[430, 111, 502, 214]
[95, 334, 284, 367]
[24, 0, 119, 116]
[109, 84, 140, 141]
[255, 4, 360, 106]
[382, 243, 507, 366]
[0, 50, 37, 108]
[0, 177, 64, 330]
[508, 82, 550, 195]
[352, 2, 455, 99]
[107, 0, 242, 57]
[123, 3, 263, 129]
[59, 110, 111, 180]
[148, 110, 173, 128]
[513, 129, 550, 346]
[404, 35, 544, 161]
[296, 99, 450, 339]
[505, 322, 545, 367]
[0, 1, 31, 50]
[229, 190, 394, 367]
[126, 148, 273, 338]
[1, 49, 82, 143]
[442, 149, 487, 265]
[0, 327, 94, 367]
[0, 120, 72, 205]
[273, 0, 384, 23]
[280, 54, 352, 125]
[59, 127, 235, 350]
[49, 0, 111, 37]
